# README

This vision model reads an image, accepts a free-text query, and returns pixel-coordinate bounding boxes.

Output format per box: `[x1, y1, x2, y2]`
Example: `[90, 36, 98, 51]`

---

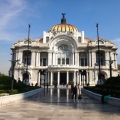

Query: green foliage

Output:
[0, 76, 17, 85]
[0, 90, 6, 93]
[85, 76, 120, 98]
[105, 76, 120, 85]
[0, 75, 39, 94]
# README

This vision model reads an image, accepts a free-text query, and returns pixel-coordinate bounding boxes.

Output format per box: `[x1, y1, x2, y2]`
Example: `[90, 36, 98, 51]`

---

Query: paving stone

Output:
[0, 87, 120, 120]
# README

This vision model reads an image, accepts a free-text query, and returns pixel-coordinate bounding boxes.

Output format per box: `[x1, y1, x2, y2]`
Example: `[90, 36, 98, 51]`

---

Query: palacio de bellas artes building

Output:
[9, 14, 118, 86]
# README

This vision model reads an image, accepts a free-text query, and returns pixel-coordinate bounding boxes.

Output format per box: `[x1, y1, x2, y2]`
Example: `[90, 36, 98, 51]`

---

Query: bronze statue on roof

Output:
[61, 13, 66, 24]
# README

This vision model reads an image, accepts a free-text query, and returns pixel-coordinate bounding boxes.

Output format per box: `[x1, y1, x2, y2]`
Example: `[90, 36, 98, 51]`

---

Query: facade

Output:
[9, 14, 118, 86]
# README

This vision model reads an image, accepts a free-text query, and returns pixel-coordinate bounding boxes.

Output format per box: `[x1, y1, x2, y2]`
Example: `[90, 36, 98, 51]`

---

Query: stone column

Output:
[19, 51, 23, 65]
[88, 72, 90, 84]
[77, 72, 79, 85]
[57, 89, 60, 97]
[73, 53, 74, 65]
[111, 52, 114, 68]
[74, 71, 76, 86]
[50, 71, 53, 85]
[15, 51, 18, 66]
[79, 74, 81, 85]
[66, 89, 69, 99]
[57, 71, 60, 85]
[47, 71, 49, 84]
[32, 51, 36, 66]
[81, 31, 84, 43]
[36, 52, 38, 66]
[38, 52, 40, 66]
[89, 51, 91, 67]
[48, 52, 52, 66]
[53, 53, 55, 65]
[67, 71, 69, 84]
[75, 52, 79, 66]
[86, 71, 88, 84]
[105, 51, 109, 68]
[55, 53, 57, 65]
[92, 51, 96, 67]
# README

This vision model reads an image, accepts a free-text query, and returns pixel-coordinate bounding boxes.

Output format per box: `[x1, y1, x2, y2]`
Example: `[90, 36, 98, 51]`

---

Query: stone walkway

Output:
[0, 87, 120, 120]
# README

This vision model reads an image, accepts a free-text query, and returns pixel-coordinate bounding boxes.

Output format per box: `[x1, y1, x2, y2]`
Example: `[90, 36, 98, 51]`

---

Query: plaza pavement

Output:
[0, 86, 120, 120]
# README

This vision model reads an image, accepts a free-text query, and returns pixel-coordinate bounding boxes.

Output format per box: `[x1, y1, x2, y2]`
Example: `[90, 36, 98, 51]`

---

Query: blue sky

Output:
[0, 0, 120, 75]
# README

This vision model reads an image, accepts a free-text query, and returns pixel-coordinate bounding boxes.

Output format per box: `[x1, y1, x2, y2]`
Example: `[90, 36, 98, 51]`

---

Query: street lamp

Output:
[39, 70, 47, 95]
[109, 58, 113, 78]
[18, 62, 21, 81]
[96, 23, 101, 80]
[39, 70, 42, 87]
[94, 63, 98, 81]
[43, 70, 47, 95]
[9, 59, 19, 94]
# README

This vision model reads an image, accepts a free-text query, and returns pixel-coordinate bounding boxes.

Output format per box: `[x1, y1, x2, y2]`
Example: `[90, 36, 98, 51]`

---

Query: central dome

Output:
[49, 13, 78, 32]
[49, 24, 78, 32]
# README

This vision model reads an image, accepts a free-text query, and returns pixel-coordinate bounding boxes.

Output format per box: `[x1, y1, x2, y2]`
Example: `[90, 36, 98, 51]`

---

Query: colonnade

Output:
[39, 70, 90, 86]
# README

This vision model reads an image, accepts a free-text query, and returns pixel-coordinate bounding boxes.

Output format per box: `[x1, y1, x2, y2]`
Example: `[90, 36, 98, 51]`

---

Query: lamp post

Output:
[78, 71, 81, 95]
[18, 62, 21, 81]
[39, 70, 42, 87]
[9, 59, 19, 94]
[26, 24, 31, 73]
[96, 23, 101, 80]
[94, 63, 98, 81]
[109, 57, 113, 78]
[43, 70, 47, 95]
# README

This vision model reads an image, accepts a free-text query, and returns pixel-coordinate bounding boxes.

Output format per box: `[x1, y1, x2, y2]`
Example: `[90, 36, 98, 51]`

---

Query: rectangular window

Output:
[28, 58, 31, 65]
[85, 58, 87, 66]
[62, 58, 65, 64]
[46, 37, 49, 42]
[81, 58, 84, 66]
[66, 58, 69, 64]
[43, 58, 46, 66]
[58, 58, 61, 64]
[40, 58, 42, 66]
[78, 37, 81, 42]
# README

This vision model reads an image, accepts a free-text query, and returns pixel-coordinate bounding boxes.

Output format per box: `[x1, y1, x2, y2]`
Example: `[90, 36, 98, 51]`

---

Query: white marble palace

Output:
[9, 14, 118, 86]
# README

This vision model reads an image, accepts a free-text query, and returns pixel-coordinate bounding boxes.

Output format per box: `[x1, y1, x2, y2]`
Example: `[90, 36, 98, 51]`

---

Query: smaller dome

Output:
[49, 24, 78, 32]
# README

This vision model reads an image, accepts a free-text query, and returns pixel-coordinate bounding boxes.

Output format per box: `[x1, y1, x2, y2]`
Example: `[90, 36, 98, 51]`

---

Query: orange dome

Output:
[49, 24, 78, 32]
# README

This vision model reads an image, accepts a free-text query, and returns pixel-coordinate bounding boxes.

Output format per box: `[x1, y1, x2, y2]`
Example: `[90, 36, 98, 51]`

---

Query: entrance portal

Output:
[60, 73, 66, 85]
[23, 73, 29, 85]
[98, 73, 105, 79]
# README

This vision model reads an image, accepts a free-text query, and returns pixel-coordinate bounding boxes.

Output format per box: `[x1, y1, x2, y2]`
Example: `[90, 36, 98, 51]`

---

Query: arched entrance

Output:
[23, 73, 29, 85]
[98, 73, 105, 79]
[98, 72, 107, 83]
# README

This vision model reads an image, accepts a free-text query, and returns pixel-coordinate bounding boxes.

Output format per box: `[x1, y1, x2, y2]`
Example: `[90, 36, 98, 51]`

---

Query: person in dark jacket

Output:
[101, 88, 107, 103]
[72, 86, 77, 99]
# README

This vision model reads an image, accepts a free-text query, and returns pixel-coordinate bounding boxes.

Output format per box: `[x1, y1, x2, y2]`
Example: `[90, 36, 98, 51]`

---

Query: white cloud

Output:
[0, 0, 26, 41]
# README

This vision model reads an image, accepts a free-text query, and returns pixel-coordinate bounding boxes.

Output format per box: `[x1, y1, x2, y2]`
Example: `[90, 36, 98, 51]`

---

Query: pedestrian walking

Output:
[72, 85, 77, 99]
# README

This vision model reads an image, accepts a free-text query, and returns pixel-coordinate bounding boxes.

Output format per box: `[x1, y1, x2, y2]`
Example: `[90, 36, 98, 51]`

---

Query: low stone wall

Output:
[0, 88, 43, 106]
[81, 88, 120, 108]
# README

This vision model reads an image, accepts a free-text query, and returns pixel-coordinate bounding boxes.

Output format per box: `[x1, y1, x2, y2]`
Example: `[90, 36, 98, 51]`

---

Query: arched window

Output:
[24, 40, 32, 44]
[96, 40, 104, 44]
[96, 51, 105, 66]
[57, 44, 71, 65]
